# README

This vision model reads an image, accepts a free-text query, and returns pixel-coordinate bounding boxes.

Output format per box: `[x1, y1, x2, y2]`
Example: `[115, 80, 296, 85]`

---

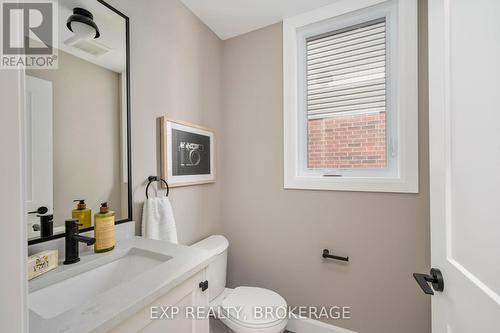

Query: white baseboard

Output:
[286, 317, 357, 333]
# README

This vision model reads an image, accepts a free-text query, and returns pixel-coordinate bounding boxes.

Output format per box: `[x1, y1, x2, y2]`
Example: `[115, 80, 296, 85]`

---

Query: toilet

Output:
[192, 235, 288, 333]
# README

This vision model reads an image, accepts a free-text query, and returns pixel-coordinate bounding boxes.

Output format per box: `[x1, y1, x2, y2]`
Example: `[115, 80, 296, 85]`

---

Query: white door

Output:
[426, 0, 500, 332]
[24, 75, 53, 238]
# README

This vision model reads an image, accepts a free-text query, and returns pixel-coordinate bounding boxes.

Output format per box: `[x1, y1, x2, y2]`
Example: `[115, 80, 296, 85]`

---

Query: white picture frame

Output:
[160, 117, 216, 187]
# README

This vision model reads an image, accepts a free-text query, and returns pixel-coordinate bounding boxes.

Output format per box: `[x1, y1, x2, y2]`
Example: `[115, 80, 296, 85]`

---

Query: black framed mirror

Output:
[26, 0, 131, 245]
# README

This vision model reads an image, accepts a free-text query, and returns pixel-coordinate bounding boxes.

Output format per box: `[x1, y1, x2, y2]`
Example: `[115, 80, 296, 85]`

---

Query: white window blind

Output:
[284, 0, 418, 192]
[306, 18, 386, 120]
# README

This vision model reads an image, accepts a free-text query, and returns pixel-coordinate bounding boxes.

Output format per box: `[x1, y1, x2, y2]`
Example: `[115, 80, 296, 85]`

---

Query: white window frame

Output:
[283, 0, 418, 193]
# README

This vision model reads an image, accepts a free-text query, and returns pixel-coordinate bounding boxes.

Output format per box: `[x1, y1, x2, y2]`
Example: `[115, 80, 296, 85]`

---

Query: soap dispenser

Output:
[94, 202, 115, 253]
[72, 199, 91, 229]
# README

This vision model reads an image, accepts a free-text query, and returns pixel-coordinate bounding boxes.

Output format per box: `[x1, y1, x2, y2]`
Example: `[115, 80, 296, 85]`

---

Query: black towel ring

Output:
[145, 176, 169, 199]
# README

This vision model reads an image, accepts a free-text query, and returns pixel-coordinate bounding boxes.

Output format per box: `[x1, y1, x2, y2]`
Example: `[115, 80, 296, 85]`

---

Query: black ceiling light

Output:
[66, 8, 100, 40]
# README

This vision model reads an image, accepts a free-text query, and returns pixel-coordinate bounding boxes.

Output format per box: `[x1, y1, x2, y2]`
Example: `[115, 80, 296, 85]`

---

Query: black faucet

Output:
[31, 214, 54, 237]
[39, 214, 54, 238]
[63, 219, 96, 265]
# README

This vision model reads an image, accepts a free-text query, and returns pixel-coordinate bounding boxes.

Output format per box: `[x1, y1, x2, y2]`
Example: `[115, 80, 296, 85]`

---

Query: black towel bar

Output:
[145, 176, 169, 199]
[322, 249, 349, 262]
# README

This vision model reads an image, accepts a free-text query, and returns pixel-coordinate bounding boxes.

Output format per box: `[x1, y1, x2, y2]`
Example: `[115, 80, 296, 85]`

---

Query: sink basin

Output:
[29, 248, 171, 319]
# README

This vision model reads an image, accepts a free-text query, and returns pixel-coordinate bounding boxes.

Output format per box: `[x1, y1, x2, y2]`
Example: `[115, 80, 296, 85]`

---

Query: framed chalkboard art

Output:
[160, 117, 216, 187]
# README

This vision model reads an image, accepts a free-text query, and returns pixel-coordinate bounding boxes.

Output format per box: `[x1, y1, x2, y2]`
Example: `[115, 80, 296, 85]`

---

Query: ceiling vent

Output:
[64, 37, 111, 56]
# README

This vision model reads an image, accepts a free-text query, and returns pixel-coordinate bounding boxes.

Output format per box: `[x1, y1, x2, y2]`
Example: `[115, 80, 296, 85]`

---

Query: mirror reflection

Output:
[25, 0, 129, 242]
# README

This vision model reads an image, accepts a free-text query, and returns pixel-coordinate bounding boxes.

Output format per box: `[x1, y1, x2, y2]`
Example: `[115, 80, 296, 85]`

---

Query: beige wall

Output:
[105, 0, 224, 243]
[220, 1, 430, 332]
[27, 50, 123, 226]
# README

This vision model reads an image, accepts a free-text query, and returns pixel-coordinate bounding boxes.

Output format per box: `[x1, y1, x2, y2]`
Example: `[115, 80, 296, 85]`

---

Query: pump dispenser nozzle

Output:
[100, 202, 109, 214]
[73, 199, 87, 210]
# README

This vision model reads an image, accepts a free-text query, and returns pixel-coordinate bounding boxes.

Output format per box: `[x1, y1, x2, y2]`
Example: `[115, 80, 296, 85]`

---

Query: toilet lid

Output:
[221, 287, 287, 328]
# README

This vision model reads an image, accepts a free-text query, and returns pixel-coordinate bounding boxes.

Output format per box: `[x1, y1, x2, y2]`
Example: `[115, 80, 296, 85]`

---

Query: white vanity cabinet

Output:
[109, 269, 209, 333]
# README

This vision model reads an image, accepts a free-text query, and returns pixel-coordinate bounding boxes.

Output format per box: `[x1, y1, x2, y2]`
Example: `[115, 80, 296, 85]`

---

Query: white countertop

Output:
[29, 237, 215, 333]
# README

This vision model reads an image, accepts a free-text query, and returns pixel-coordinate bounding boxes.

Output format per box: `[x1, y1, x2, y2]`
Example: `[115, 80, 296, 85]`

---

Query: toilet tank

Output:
[191, 235, 229, 301]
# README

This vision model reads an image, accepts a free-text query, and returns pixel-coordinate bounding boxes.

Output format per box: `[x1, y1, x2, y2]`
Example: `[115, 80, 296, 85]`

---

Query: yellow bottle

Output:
[94, 202, 115, 253]
[72, 200, 91, 229]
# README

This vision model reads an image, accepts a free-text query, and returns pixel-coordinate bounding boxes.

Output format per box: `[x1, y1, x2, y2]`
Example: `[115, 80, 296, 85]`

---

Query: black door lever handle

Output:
[28, 206, 48, 215]
[413, 268, 444, 295]
[199, 280, 208, 292]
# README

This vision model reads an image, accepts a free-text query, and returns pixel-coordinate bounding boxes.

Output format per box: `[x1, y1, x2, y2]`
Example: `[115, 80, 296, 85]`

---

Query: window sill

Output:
[284, 175, 419, 193]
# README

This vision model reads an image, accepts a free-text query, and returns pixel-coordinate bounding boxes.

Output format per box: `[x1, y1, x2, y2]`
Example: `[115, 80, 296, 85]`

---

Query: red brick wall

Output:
[308, 112, 386, 169]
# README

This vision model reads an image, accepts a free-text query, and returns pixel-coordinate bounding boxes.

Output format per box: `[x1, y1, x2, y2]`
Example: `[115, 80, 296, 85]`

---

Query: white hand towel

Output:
[141, 197, 178, 243]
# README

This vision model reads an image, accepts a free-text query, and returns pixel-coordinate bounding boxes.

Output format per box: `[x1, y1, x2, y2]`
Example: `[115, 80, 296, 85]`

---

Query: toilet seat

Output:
[219, 316, 288, 333]
[192, 236, 287, 333]
[219, 287, 288, 332]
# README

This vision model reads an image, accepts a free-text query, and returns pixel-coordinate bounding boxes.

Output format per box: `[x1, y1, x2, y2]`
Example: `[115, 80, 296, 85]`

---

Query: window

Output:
[306, 18, 388, 171]
[284, 0, 418, 193]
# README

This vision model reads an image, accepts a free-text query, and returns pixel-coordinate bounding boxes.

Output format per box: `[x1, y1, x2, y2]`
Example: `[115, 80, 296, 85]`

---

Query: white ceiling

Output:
[180, 0, 340, 40]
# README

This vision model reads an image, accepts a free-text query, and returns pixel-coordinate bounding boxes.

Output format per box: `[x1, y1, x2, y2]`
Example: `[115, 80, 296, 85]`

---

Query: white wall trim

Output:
[19, 69, 29, 333]
[286, 317, 358, 333]
[0, 63, 29, 333]
[283, 0, 419, 193]
[0, 0, 29, 328]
